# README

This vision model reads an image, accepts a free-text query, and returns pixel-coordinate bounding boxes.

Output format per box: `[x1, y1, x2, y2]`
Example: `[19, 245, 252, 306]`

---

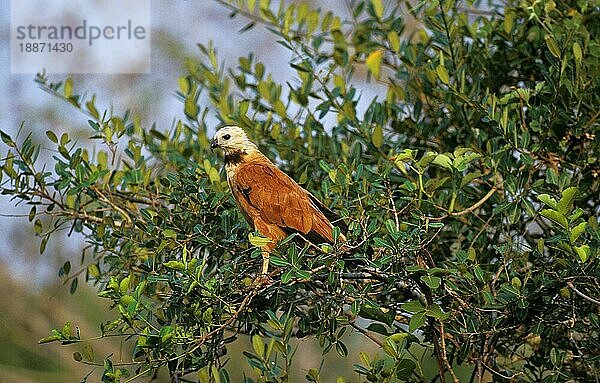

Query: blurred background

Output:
[0, 1, 378, 381]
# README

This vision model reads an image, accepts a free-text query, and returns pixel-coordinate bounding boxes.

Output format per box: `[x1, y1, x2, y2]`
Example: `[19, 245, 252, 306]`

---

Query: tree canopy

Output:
[1, 0, 599, 382]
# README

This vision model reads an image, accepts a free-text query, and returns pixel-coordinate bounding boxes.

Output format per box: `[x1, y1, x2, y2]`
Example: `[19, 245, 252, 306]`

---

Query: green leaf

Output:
[367, 323, 390, 336]
[558, 186, 577, 215]
[70, 278, 78, 294]
[573, 42, 583, 66]
[420, 275, 441, 289]
[119, 276, 130, 293]
[64, 77, 73, 98]
[574, 245, 590, 262]
[538, 194, 558, 210]
[269, 256, 290, 267]
[0, 130, 14, 146]
[307, 368, 319, 382]
[503, 11, 515, 34]
[208, 167, 221, 184]
[371, 0, 384, 18]
[432, 153, 452, 169]
[388, 333, 409, 344]
[436, 64, 450, 85]
[178, 76, 190, 94]
[46, 130, 58, 143]
[248, 233, 272, 247]
[426, 304, 450, 320]
[372, 125, 384, 148]
[39, 236, 48, 254]
[281, 269, 293, 283]
[461, 171, 482, 188]
[292, 268, 310, 280]
[474, 266, 485, 282]
[468, 247, 476, 261]
[366, 50, 383, 80]
[83, 345, 94, 362]
[387, 31, 400, 52]
[545, 35, 561, 58]
[453, 152, 481, 171]
[511, 277, 522, 289]
[568, 208, 584, 223]
[540, 209, 568, 228]
[409, 312, 426, 332]
[60, 261, 71, 276]
[332, 225, 341, 242]
[382, 338, 399, 357]
[550, 347, 565, 367]
[384, 219, 398, 235]
[60, 133, 69, 146]
[359, 304, 395, 325]
[184, 97, 199, 119]
[335, 341, 348, 357]
[26, 206, 36, 223]
[393, 148, 415, 162]
[38, 335, 60, 344]
[159, 325, 173, 343]
[163, 261, 186, 271]
[62, 322, 73, 338]
[402, 300, 425, 313]
[87, 264, 100, 279]
[251, 335, 264, 357]
[298, 167, 308, 184]
[359, 351, 371, 367]
[570, 222, 587, 243]
[33, 219, 43, 235]
[396, 359, 417, 380]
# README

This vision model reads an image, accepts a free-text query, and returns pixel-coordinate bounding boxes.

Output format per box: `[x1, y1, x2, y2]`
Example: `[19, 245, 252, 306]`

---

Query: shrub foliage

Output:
[2, 0, 599, 382]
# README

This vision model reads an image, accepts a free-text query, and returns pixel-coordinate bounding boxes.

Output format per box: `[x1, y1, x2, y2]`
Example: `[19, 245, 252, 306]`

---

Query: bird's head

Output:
[210, 125, 258, 155]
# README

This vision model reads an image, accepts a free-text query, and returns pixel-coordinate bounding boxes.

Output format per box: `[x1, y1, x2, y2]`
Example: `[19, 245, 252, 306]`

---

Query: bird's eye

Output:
[223, 134, 231, 140]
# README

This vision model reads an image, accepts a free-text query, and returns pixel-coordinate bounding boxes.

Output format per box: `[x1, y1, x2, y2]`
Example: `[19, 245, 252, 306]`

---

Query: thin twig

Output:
[430, 184, 499, 221]
[450, 185, 498, 217]
[93, 186, 133, 225]
[350, 321, 384, 347]
[567, 281, 600, 306]
[438, 320, 460, 383]
[386, 180, 400, 231]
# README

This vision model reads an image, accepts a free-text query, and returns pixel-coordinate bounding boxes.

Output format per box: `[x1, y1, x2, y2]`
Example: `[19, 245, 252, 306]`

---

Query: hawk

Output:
[210, 125, 345, 275]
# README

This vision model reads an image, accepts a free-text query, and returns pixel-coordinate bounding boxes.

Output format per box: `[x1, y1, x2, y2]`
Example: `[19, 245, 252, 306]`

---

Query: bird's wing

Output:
[233, 160, 335, 244]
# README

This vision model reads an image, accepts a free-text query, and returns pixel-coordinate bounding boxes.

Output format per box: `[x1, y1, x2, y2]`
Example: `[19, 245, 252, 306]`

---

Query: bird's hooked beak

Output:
[210, 139, 218, 152]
